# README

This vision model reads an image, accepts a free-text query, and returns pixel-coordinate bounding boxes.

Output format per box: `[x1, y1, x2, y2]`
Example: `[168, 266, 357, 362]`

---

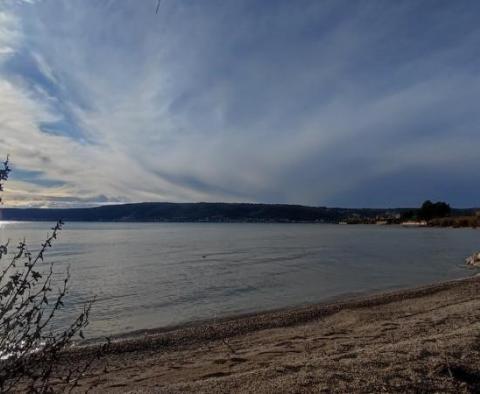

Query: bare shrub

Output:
[0, 157, 108, 392]
[0, 156, 10, 204]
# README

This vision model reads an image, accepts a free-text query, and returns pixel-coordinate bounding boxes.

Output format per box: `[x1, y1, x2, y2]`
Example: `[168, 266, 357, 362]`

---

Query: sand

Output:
[66, 275, 480, 393]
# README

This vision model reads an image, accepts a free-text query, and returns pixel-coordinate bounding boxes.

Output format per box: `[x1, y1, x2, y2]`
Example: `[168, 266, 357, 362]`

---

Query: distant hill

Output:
[0, 202, 401, 223]
[0, 202, 476, 223]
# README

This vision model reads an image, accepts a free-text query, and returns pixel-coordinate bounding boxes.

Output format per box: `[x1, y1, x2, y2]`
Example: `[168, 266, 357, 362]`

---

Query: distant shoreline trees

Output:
[418, 200, 451, 221]
[401, 200, 451, 222]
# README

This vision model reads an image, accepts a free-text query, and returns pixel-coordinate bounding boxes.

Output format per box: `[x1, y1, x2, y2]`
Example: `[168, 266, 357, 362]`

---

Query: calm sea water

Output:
[0, 222, 478, 338]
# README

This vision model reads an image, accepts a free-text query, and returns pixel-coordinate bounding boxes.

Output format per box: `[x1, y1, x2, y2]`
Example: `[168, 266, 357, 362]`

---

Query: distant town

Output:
[341, 200, 479, 227]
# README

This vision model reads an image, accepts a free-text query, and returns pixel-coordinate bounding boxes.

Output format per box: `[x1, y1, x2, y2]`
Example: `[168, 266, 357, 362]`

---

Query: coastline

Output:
[67, 274, 480, 392]
[91, 274, 479, 351]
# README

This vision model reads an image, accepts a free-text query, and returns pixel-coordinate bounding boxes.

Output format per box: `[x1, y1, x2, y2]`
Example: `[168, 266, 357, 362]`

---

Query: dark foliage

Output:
[400, 209, 417, 221]
[401, 200, 456, 222]
[418, 200, 451, 221]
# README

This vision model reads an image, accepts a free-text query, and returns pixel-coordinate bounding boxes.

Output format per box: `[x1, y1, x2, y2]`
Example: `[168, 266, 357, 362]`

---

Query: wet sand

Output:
[69, 275, 480, 392]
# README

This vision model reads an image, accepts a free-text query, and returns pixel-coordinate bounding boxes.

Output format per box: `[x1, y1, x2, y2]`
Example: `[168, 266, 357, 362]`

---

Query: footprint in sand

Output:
[229, 357, 248, 363]
[202, 371, 232, 379]
[274, 341, 293, 347]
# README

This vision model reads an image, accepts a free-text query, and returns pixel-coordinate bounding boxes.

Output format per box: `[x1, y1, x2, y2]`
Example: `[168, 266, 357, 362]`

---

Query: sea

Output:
[0, 221, 478, 338]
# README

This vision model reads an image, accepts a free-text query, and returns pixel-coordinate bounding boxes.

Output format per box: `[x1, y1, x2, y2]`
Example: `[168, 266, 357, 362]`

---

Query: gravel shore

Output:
[66, 275, 480, 392]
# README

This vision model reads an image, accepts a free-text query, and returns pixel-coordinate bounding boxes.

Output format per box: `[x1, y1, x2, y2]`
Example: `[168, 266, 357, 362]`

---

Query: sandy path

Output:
[70, 276, 480, 393]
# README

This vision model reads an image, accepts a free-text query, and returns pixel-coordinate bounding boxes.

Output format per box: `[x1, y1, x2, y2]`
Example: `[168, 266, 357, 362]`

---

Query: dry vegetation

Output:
[429, 215, 480, 228]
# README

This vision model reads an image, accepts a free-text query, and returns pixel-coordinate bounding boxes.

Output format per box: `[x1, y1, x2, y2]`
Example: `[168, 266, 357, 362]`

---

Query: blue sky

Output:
[0, 0, 479, 208]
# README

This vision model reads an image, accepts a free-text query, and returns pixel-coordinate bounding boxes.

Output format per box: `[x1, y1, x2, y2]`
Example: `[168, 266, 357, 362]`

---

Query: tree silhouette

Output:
[419, 200, 451, 221]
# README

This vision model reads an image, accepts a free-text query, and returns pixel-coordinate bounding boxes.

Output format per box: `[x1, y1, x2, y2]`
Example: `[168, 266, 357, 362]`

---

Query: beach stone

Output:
[465, 252, 480, 267]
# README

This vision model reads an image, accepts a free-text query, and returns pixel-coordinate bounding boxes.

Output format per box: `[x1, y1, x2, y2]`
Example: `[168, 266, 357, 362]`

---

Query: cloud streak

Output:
[0, 0, 479, 208]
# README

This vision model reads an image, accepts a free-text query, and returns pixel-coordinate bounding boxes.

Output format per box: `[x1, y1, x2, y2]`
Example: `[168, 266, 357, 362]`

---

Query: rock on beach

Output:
[466, 251, 480, 267]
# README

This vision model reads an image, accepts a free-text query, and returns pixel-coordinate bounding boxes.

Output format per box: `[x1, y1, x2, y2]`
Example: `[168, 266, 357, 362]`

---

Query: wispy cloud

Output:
[1, 0, 479, 208]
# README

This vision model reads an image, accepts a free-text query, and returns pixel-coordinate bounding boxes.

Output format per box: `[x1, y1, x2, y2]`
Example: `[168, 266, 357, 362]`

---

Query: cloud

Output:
[0, 8, 20, 58]
[0, 0, 479, 208]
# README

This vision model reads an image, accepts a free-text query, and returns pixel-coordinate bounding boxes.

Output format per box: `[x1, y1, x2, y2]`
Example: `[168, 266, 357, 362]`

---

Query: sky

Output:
[0, 0, 479, 208]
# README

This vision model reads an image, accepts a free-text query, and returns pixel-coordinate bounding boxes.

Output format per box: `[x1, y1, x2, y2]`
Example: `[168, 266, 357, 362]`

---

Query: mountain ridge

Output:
[1, 202, 477, 223]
